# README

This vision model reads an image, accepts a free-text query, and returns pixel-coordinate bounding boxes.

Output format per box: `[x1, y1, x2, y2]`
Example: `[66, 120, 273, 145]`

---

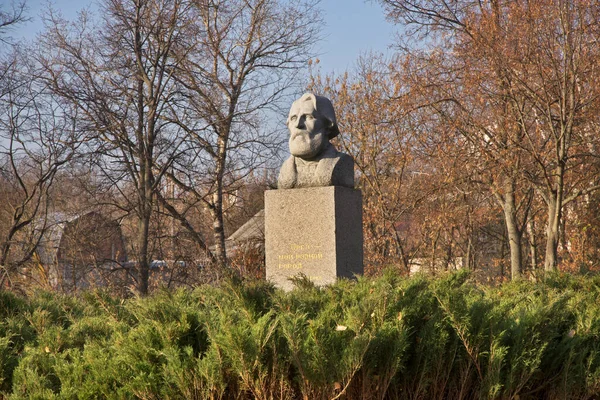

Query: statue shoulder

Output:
[331, 152, 354, 188]
[277, 156, 297, 189]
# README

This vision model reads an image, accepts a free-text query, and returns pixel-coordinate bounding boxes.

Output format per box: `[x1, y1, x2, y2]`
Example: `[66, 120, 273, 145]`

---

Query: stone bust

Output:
[277, 93, 354, 189]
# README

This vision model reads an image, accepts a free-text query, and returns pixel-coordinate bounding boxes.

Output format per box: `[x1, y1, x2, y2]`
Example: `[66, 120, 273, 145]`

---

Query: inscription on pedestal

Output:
[276, 244, 325, 281]
[265, 186, 363, 291]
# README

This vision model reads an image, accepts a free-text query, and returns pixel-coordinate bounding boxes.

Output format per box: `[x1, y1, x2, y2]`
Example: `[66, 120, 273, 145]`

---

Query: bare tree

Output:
[38, 0, 201, 294]
[0, 48, 79, 288]
[0, 0, 28, 45]
[164, 0, 321, 267]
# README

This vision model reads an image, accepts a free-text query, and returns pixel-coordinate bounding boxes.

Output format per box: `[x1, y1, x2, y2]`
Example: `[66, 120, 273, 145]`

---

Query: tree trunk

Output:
[0, 206, 30, 286]
[544, 197, 561, 272]
[527, 218, 537, 272]
[137, 137, 153, 295]
[155, 191, 218, 265]
[465, 235, 473, 271]
[444, 229, 454, 271]
[0, 227, 16, 270]
[137, 211, 151, 295]
[135, 23, 151, 294]
[502, 196, 522, 280]
[495, 179, 523, 280]
[430, 230, 440, 274]
[211, 132, 228, 268]
[210, 191, 227, 267]
[544, 155, 565, 272]
[393, 229, 410, 274]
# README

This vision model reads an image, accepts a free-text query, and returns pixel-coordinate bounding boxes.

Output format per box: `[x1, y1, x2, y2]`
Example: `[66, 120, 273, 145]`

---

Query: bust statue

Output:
[277, 93, 354, 189]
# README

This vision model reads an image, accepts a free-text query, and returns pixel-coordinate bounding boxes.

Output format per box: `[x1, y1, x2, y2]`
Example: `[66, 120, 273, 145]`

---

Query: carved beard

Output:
[289, 129, 327, 160]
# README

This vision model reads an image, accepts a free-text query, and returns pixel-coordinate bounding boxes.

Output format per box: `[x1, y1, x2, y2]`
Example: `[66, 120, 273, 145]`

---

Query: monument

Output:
[265, 93, 363, 290]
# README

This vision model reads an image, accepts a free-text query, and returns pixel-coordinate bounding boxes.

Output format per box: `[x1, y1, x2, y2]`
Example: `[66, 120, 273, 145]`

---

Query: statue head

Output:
[287, 93, 340, 160]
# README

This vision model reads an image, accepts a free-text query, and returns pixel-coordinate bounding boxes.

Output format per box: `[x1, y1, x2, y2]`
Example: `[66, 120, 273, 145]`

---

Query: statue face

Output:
[287, 99, 328, 159]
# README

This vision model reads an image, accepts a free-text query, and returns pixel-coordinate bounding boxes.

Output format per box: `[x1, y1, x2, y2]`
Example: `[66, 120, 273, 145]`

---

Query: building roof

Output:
[35, 212, 76, 265]
[36, 211, 126, 265]
[226, 209, 264, 244]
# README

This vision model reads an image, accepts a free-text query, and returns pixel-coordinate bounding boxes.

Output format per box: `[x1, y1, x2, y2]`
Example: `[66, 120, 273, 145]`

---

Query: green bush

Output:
[1, 271, 600, 399]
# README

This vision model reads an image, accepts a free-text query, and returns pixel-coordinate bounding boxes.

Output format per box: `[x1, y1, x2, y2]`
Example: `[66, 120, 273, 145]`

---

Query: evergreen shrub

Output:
[1, 270, 600, 399]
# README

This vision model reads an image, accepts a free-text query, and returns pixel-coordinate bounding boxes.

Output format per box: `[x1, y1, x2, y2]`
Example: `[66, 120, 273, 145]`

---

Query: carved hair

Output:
[287, 93, 340, 139]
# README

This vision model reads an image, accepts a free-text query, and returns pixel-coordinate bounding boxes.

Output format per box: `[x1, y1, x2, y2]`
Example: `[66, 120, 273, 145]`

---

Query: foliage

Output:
[306, 0, 600, 280]
[1, 271, 600, 399]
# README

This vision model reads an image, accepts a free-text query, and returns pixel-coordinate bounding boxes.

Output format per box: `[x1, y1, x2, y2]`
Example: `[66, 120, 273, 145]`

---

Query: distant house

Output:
[207, 209, 266, 257]
[36, 212, 128, 290]
[225, 209, 264, 253]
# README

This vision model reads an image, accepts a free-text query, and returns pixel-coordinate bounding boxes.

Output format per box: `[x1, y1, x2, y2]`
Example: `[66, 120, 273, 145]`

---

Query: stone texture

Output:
[265, 186, 363, 291]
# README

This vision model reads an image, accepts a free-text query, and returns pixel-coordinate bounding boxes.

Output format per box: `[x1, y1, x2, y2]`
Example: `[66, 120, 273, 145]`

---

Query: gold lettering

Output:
[295, 252, 324, 260]
[277, 262, 303, 270]
[290, 244, 311, 251]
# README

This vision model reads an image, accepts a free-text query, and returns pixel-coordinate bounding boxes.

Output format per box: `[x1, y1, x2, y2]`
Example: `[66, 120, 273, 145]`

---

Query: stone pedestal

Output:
[265, 186, 363, 291]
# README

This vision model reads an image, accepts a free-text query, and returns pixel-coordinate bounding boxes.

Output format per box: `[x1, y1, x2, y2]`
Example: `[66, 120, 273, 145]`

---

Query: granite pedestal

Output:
[265, 186, 363, 291]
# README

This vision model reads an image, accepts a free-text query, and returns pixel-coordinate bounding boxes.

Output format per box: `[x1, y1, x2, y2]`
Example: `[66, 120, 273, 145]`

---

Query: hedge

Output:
[1, 270, 600, 399]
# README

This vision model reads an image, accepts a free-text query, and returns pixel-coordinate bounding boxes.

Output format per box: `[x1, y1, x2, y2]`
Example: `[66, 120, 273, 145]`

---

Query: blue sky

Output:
[11, 0, 397, 75]
[317, 0, 396, 73]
